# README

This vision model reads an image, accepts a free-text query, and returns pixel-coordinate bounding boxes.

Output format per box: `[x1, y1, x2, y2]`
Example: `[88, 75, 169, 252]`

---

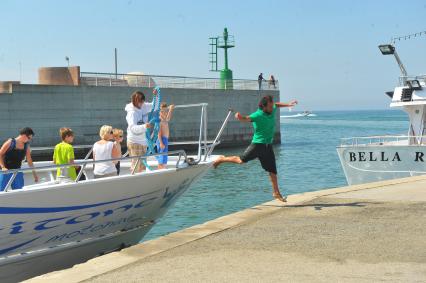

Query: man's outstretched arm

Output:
[275, 100, 298, 108]
[234, 112, 252, 123]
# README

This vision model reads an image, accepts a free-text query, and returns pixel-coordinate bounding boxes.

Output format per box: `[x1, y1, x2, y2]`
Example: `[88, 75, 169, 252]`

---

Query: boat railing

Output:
[340, 135, 426, 146]
[30, 102, 228, 163]
[1, 141, 221, 193]
[398, 74, 426, 86]
[80, 72, 279, 91]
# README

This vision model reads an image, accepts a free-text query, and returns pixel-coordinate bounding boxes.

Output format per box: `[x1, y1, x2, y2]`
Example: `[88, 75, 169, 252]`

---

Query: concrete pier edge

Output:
[25, 175, 426, 283]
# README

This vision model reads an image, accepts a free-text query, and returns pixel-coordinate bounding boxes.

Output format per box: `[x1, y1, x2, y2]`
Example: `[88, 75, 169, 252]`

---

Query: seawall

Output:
[0, 84, 280, 149]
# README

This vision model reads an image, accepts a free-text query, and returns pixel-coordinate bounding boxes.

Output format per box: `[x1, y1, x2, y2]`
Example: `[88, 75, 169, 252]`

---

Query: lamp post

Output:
[114, 48, 118, 79]
[378, 44, 408, 84]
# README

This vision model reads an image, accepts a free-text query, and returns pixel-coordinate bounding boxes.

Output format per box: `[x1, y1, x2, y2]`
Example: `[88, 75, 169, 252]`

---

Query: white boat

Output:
[280, 111, 316, 119]
[337, 43, 426, 185]
[0, 103, 232, 282]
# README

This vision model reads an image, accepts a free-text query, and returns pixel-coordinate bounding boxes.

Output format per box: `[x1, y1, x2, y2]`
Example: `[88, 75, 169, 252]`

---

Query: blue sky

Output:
[0, 0, 425, 110]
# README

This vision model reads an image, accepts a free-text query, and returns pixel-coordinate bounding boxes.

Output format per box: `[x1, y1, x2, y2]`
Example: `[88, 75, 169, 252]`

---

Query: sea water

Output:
[144, 110, 408, 240]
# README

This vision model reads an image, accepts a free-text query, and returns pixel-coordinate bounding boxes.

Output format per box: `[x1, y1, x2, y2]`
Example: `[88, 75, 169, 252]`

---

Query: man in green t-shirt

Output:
[213, 95, 297, 202]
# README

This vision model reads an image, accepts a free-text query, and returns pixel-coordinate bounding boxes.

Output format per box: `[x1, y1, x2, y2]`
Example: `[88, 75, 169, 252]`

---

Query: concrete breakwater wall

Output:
[0, 84, 280, 150]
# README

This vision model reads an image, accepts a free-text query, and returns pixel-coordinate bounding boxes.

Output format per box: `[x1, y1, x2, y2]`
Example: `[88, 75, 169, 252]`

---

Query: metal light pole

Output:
[114, 48, 118, 79]
[378, 44, 408, 85]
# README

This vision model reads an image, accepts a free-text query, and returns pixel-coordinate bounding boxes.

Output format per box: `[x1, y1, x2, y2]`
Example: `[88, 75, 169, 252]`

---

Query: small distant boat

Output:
[301, 111, 316, 117]
[280, 111, 317, 118]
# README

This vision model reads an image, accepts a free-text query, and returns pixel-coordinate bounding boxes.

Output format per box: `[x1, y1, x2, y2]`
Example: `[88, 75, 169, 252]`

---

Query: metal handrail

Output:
[1, 150, 189, 176]
[205, 109, 234, 159]
[30, 145, 93, 152]
[80, 72, 280, 90]
[398, 74, 426, 86]
[75, 147, 93, 181]
[1, 150, 190, 192]
[340, 135, 426, 146]
[341, 135, 426, 140]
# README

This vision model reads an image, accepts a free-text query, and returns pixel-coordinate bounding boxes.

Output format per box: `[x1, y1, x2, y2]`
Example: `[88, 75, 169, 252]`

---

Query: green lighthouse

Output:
[209, 27, 235, 89]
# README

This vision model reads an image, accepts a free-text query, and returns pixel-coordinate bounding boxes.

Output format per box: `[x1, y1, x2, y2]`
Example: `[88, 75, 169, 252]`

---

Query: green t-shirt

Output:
[249, 105, 277, 144]
[53, 142, 77, 180]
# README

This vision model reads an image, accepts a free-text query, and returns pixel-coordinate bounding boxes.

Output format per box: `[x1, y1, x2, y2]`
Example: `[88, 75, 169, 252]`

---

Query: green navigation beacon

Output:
[209, 28, 235, 89]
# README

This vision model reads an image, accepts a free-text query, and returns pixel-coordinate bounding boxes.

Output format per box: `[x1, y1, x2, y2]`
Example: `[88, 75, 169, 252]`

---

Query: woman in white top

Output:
[124, 91, 153, 172]
[93, 125, 121, 179]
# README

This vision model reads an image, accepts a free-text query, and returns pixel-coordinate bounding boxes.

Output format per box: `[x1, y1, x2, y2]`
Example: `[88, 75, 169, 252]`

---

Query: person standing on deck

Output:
[156, 103, 175, 170]
[125, 91, 153, 172]
[0, 127, 38, 190]
[53, 127, 78, 181]
[213, 95, 298, 202]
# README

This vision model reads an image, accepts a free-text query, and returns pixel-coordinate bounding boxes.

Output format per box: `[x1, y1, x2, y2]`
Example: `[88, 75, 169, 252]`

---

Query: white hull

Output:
[0, 157, 214, 282]
[337, 145, 426, 185]
[0, 226, 151, 283]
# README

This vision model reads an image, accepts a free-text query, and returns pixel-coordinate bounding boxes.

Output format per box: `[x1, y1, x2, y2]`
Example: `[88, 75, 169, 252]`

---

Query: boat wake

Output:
[280, 113, 317, 118]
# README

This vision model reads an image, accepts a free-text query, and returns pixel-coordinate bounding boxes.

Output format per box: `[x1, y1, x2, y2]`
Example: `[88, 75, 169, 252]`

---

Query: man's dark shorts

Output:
[240, 143, 277, 174]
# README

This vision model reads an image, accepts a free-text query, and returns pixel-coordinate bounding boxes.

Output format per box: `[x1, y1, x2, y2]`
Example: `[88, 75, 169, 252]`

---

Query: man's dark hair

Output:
[258, 95, 273, 110]
[19, 127, 35, 137]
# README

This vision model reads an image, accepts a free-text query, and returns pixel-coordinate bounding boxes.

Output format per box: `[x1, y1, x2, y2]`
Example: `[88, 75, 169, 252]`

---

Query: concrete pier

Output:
[0, 84, 280, 149]
[26, 176, 426, 282]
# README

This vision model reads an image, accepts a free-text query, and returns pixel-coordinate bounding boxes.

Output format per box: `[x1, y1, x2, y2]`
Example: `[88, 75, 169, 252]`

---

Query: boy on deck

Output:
[157, 103, 175, 169]
[112, 128, 124, 175]
[53, 128, 78, 181]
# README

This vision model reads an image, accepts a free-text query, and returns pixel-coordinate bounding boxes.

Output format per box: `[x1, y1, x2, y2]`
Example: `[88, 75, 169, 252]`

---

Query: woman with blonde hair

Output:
[92, 125, 121, 179]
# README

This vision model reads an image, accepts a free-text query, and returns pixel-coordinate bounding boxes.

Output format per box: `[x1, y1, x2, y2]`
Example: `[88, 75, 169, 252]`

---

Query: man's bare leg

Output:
[269, 173, 286, 202]
[213, 156, 243, 168]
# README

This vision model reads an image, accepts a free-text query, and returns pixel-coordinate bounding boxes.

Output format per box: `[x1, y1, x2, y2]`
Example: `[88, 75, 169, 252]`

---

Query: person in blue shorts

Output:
[0, 127, 39, 191]
[157, 103, 175, 169]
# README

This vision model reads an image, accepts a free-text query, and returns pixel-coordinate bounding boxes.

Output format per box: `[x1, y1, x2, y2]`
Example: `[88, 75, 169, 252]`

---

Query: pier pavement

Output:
[27, 176, 426, 282]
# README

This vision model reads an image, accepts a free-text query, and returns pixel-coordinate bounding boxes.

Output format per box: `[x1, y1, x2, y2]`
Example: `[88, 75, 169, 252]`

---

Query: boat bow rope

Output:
[144, 86, 162, 168]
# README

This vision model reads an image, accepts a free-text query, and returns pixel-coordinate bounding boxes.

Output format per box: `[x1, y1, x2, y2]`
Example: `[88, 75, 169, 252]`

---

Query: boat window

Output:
[407, 80, 422, 90]
[401, 88, 413, 102]
[385, 91, 394, 98]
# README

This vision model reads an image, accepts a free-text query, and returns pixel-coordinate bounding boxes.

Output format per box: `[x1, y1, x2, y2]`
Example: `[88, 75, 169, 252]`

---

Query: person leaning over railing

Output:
[0, 127, 38, 191]
[269, 75, 276, 89]
[92, 125, 121, 179]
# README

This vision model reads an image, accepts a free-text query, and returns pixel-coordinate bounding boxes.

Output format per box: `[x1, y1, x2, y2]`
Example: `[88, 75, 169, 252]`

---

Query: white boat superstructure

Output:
[0, 103, 233, 282]
[337, 43, 426, 185]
